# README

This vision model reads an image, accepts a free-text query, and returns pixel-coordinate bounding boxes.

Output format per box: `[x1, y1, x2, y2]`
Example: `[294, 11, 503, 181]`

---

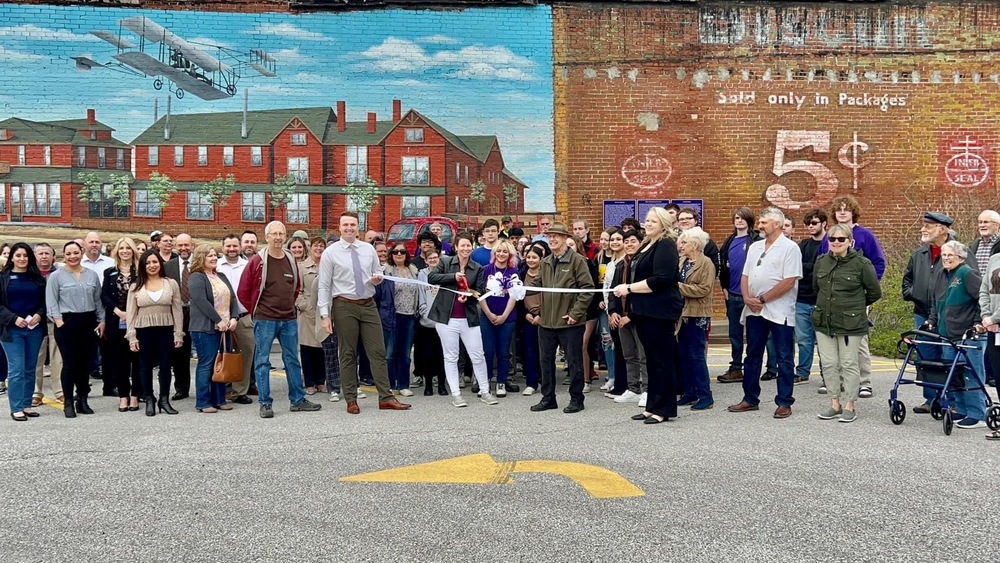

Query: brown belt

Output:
[335, 296, 373, 305]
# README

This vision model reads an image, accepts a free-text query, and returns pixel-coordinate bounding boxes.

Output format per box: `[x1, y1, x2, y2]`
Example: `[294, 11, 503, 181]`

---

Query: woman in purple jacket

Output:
[479, 240, 520, 397]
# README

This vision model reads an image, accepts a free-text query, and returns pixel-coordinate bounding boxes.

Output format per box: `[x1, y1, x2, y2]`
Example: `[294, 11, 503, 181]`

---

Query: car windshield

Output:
[388, 224, 416, 241]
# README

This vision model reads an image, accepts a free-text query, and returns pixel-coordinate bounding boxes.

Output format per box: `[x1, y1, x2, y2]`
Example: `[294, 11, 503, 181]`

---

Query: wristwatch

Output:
[627, 284, 632, 293]
[758, 293, 767, 304]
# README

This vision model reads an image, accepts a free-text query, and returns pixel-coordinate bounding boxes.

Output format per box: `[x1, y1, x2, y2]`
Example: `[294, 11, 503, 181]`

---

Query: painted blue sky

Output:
[0, 3, 555, 210]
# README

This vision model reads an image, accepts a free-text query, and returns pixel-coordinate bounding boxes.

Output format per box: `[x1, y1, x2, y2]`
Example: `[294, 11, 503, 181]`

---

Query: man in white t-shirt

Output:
[727, 207, 802, 419]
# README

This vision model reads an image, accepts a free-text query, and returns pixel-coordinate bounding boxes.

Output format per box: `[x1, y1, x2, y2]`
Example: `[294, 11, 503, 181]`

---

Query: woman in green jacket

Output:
[812, 224, 882, 423]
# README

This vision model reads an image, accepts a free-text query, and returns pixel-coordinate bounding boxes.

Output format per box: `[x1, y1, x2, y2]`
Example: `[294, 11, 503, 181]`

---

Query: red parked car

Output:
[387, 216, 459, 256]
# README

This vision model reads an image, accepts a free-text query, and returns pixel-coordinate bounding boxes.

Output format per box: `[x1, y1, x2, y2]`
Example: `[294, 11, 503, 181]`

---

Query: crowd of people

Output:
[0, 199, 996, 436]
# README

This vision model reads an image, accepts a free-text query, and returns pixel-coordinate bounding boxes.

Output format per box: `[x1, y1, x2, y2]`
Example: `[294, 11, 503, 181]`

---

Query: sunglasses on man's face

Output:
[808, 220, 822, 226]
[829, 236, 850, 243]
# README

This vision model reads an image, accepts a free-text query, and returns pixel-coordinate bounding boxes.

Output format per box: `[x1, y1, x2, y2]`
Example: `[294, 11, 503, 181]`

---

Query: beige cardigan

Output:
[678, 254, 715, 319]
[125, 278, 184, 344]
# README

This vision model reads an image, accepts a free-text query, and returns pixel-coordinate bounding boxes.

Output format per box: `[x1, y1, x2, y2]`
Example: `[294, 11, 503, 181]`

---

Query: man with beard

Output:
[217, 233, 256, 403]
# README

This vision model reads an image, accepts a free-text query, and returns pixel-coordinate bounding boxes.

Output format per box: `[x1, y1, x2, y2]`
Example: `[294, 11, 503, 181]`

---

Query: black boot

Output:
[158, 396, 179, 415]
[424, 375, 434, 396]
[437, 376, 448, 396]
[76, 397, 95, 415]
[64, 399, 77, 418]
[145, 396, 156, 417]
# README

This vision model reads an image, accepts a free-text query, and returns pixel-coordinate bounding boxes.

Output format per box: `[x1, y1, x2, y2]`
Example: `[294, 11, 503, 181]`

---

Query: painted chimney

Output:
[392, 99, 401, 121]
[337, 101, 346, 132]
[164, 96, 171, 141]
[86, 108, 96, 125]
[367, 112, 376, 134]
[241, 89, 249, 139]
[153, 98, 158, 123]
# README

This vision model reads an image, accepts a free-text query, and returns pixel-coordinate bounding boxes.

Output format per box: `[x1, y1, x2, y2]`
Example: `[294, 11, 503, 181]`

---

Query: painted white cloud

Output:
[0, 24, 97, 42]
[271, 47, 312, 64]
[188, 37, 234, 50]
[360, 37, 537, 81]
[418, 34, 459, 45]
[248, 84, 318, 96]
[0, 46, 44, 61]
[246, 23, 329, 42]
[388, 79, 432, 88]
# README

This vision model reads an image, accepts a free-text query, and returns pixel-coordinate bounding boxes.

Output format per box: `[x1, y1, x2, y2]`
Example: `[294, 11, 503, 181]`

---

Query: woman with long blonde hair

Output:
[101, 237, 142, 412]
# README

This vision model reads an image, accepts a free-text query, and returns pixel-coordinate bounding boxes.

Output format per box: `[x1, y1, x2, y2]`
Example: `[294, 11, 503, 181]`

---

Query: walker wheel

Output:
[943, 410, 954, 436]
[987, 406, 1000, 431]
[931, 399, 944, 420]
[890, 400, 906, 425]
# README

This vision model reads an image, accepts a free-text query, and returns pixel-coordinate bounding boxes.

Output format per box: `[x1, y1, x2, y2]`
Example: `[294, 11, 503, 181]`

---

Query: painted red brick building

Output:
[0, 109, 132, 225]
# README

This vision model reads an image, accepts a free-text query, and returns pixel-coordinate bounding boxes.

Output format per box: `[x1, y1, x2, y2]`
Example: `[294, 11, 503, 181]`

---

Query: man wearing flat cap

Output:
[903, 211, 972, 413]
[528, 222, 595, 414]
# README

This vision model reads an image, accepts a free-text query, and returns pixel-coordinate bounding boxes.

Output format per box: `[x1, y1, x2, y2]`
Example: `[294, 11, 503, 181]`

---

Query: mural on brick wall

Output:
[0, 3, 554, 234]
[554, 3, 1000, 242]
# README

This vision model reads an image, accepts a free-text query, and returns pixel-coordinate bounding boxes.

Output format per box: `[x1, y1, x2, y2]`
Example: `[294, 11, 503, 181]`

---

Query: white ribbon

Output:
[382, 274, 597, 302]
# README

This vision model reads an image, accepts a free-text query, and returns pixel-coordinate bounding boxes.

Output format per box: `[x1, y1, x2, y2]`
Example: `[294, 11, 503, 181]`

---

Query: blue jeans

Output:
[391, 314, 416, 390]
[794, 302, 818, 379]
[2, 326, 43, 412]
[253, 319, 306, 406]
[481, 314, 516, 384]
[192, 331, 227, 409]
[914, 314, 941, 404]
[743, 315, 795, 407]
[597, 311, 615, 381]
[678, 318, 712, 401]
[940, 336, 988, 420]
[726, 294, 745, 370]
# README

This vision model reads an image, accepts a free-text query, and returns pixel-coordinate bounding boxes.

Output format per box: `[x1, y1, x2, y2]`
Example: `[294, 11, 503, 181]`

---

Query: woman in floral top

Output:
[386, 242, 420, 396]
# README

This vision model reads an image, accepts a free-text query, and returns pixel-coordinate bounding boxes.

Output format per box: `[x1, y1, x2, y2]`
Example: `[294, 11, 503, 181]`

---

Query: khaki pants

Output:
[33, 321, 62, 400]
[332, 299, 392, 402]
[816, 331, 863, 403]
[232, 314, 257, 396]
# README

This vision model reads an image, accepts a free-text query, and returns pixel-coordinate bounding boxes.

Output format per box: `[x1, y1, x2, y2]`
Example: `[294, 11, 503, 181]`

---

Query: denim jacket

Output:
[374, 277, 396, 332]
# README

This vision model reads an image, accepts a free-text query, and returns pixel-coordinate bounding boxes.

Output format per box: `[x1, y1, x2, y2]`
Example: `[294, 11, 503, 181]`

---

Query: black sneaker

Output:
[760, 371, 778, 381]
[563, 402, 585, 414]
[259, 404, 274, 418]
[233, 395, 252, 404]
[290, 399, 321, 412]
[505, 382, 520, 393]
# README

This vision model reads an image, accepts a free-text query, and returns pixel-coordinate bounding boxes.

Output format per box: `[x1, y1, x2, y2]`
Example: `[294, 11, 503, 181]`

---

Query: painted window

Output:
[286, 193, 309, 224]
[346, 195, 368, 231]
[241, 192, 265, 222]
[251, 146, 263, 166]
[223, 146, 234, 166]
[346, 146, 367, 184]
[89, 183, 127, 219]
[401, 196, 430, 217]
[0, 183, 5, 214]
[174, 146, 184, 166]
[25, 183, 61, 217]
[89, 131, 96, 140]
[288, 157, 309, 183]
[134, 189, 161, 218]
[402, 156, 429, 185]
[18, 145, 25, 165]
[464, 165, 469, 186]
[97, 147, 106, 169]
[148, 146, 158, 166]
[186, 191, 214, 220]
[77, 146, 86, 166]
[198, 146, 208, 166]
[291, 133, 307, 146]
[43, 146, 51, 166]
[116, 149, 125, 170]
[405, 128, 424, 143]
[455, 163, 460, 183]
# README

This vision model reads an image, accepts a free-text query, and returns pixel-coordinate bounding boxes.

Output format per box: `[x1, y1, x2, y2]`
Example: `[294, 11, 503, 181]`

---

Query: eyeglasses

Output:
[678, 216, 694, 222]
[539, 222, 551, 227]
[390, 249, 407, 255]
[808, 220, 822, 225]
[829, 236, 850, 243]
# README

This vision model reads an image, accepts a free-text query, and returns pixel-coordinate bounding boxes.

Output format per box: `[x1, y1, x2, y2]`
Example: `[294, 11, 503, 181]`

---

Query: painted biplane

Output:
[73, 16, 278, 101]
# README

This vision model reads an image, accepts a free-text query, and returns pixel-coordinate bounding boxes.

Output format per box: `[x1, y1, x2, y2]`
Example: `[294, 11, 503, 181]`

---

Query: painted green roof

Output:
[131, 107, 336, 146]
[46, 118, 114, 132]
[131, 180, 443, 196]
[411, 111, 482, 163]
[0, 117, 127, 146]
[502, 167, 527, 187]
[322, 121, 396, 145]
[458, 135, 497, 162]
[0, 167, 133, 183]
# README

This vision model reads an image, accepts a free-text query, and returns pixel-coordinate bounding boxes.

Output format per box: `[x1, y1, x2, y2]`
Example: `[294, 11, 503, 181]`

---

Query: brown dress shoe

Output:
[346, 401, 360, 414]
[379, 398, 412, 410]
[727, 401, 759, 413]
[717, 369, 743, 384]
[774, 406, 792, 419]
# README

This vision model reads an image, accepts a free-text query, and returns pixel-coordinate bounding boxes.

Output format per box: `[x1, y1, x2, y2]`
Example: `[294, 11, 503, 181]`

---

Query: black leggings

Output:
[137, 325, 173, 400]
[301, 345, 325, 387]
[105, 320, 142, 398]
[54, 312, 98, 401]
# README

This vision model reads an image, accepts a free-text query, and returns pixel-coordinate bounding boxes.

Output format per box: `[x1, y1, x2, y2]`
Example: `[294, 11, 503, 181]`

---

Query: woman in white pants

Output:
[427, 233, 497, 407]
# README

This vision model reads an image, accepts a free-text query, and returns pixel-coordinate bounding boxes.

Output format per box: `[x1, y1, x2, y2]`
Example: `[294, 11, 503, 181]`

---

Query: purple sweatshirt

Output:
[818, 224, 886, 280]
[481, 264, 519, 322]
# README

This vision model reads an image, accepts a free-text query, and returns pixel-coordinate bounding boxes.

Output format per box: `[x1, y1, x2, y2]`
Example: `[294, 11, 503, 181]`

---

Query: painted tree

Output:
[469, 180, 487, 213]
[198, 174, 237, 206]
[503, 183, 519, 212]
[142, 171, 179, 213]
[78, 172, 131, 208]
[271, 173, 297, 208]
[345, 177, 381, 224]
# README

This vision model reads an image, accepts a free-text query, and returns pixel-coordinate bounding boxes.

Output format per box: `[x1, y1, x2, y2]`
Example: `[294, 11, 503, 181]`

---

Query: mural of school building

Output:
[0, 101, 527, 235]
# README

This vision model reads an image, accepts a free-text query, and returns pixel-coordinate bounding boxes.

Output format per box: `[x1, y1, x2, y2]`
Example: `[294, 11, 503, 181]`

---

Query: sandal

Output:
[987, 431, 1000, 441]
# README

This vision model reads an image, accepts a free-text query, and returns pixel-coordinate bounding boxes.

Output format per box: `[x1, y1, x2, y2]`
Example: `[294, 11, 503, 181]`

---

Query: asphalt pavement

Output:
[1, 346, 997, 563]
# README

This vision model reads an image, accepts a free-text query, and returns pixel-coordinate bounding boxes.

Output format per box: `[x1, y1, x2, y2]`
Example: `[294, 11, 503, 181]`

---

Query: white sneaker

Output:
[357, 390, 368, 399]
[452, 395, 468, 408]
[614, 390, 640, 403]
[583, 383, 592, 393]
[480, 392, 499, 405]
[522, 386, 535, 396]
[637, 392, 647, 408]
[328, 391, 340, 402]
[496, 383, 507, 397]
[599, 380, 613, 391]
[398, 388, 414, 397]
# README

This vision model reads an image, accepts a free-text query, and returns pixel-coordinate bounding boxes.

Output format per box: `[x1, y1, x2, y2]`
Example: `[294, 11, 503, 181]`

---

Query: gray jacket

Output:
[188, 271, 239, 333]
[979, 253, 1000, 322]
[901, 235, 972, 317]
[427, 256, 484, 326]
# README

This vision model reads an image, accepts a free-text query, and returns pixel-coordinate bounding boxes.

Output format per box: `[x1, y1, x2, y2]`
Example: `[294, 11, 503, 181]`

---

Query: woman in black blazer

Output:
[613, 207, 683, 424]
[101, 237, 142, 412]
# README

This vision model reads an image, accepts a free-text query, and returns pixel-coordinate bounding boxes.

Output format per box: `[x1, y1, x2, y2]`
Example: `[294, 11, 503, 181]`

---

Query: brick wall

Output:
[553, 2, 1000, 253]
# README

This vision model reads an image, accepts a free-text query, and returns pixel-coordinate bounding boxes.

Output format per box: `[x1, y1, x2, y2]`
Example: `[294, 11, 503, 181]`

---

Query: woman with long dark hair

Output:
[102, 237, 142, 412]
[46, 241, 105, 418]
[386, 242, 419, 396]
[126, 249, 183, 417]
[517, 243, 550, 396]
[415, 248, 447, 396]
[0, 243, 47, 421]
[188, 244, 239, 413]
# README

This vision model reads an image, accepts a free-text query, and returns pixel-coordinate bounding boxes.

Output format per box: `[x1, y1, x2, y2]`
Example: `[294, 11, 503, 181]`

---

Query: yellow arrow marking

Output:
[340, 453, 644, 499]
